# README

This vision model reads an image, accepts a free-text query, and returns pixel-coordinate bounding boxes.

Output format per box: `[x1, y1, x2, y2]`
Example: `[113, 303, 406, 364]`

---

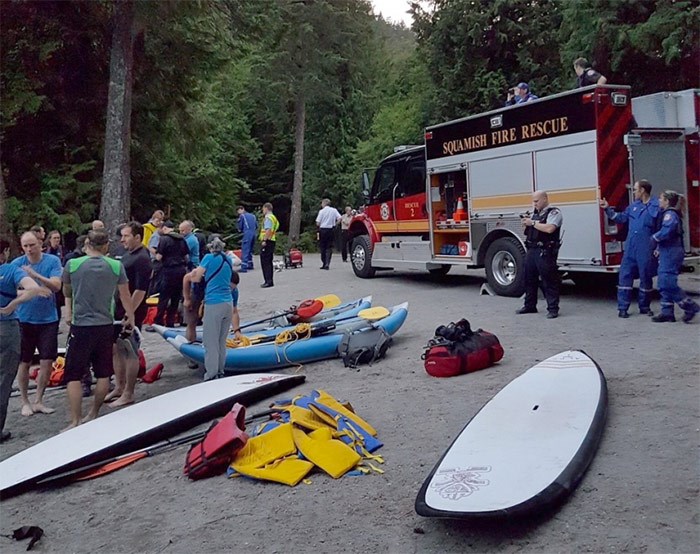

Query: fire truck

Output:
[347, 86, 699, 296]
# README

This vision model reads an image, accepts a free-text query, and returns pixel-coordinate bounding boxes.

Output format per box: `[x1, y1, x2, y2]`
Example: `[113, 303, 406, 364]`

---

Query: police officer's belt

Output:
[526, 241, 556, 249]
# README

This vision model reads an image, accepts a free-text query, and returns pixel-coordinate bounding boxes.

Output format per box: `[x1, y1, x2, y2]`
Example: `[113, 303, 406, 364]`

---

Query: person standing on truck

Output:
[316, 198, 341, 270]
[517, 191, 563, 319]
[573, 58, 607, 87]
[599, 179, 660, 318]
[650, 191, 700, 323]
[505, 82, 538, 106]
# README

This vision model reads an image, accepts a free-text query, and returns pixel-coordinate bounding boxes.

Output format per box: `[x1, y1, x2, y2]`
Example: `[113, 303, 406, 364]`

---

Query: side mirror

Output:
[361, 170, 371, 203]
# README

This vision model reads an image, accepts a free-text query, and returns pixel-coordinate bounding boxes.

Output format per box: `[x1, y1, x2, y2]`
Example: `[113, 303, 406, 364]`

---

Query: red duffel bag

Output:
[422, 319, 504, 378]
[422, 344, 462, 378]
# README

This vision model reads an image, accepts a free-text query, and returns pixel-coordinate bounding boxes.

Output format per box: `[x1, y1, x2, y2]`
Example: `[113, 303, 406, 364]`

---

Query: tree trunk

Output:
[100, 0, 134, 235]
[288, 93, 306, 245]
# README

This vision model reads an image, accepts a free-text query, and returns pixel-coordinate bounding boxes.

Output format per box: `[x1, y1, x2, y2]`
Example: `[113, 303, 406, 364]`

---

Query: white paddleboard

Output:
[415, 350, 607, 518]
[0, 373, 304, 499]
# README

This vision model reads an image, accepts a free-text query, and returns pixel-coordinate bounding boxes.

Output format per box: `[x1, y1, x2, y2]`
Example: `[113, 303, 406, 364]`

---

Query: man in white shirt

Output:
[315, 199, 341, 270]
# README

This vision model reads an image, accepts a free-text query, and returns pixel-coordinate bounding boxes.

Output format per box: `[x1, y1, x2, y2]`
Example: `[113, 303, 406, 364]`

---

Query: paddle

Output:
[234, 294, 341, 332]
[37, 408, 281, 486]
[232, 306, 391, 348]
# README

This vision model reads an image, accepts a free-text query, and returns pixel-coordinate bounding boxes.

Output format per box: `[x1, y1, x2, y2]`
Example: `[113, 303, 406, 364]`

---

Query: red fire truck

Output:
[347, 86, 699, 296]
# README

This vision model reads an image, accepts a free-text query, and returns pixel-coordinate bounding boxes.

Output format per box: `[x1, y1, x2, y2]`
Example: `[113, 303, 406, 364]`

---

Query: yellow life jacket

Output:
[142, 222, 157, 247]
[259, 213, 279, 241]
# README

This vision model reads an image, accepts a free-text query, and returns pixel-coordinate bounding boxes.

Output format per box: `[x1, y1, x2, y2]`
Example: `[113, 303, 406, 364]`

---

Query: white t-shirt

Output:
[316, 206, 341, 229]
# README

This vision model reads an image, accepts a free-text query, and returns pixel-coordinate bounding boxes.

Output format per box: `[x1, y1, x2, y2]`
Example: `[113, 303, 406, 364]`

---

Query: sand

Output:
[1, 254, 698, 553]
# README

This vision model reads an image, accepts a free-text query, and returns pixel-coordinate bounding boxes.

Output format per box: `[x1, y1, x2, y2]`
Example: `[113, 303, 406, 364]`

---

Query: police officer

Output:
[600, 179, 660, 318]
[650, 191, 700, 323]
[517, 191, 563, 319]
[259, 202, 279, 288]
[573, 57, 607, 87]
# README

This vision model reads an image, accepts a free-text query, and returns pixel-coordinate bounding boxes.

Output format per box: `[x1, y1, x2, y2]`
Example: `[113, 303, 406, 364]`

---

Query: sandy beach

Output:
[1, 254, 698, 553]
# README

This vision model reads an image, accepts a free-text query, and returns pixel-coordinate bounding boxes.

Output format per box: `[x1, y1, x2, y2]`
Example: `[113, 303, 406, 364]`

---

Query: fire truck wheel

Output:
[351, 235, 376, 278]
[484, 237, 526, 297]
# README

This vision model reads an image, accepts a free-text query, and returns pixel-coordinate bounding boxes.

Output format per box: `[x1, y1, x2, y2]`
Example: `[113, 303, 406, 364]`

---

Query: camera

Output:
[508, 88, 515, 95]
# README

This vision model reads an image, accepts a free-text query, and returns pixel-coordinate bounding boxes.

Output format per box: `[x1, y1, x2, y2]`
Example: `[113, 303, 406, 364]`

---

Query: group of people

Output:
[515, 182, 699, 323]
[0, 224, 139, 440]
[0, 204, 281, 440]
[316, 199, 356, 270]
[505, 57, 607, 106]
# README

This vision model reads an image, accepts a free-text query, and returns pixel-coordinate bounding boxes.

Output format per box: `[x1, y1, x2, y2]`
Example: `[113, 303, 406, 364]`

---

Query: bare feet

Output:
[61, 422, 80, 433]
[81, 412, 98, 424]
[108, 396, 134, 408]
[21, 404, 34, 417]
[32, 403, 55, 414]
[104, 389, 123, 403]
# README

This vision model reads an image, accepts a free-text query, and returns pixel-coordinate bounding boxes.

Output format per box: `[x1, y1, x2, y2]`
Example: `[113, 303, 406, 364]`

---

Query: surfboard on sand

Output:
[415, 350, 607, 519]
[0, 373, 305, 499]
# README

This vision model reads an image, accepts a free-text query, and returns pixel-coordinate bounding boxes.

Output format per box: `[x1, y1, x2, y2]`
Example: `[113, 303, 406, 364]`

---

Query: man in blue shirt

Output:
[1, 255, 51, 442]
[505, 82, 539, 106]
[236, 205, 258, 272]
[179, 220, 201, 268]
[11, 232, 63, 417]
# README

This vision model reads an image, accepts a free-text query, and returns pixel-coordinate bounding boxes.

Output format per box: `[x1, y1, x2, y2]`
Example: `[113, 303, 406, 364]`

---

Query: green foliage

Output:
[559, 0, 700, 94]
[413, 0, 565, 120]
[2, 0, 696, 249]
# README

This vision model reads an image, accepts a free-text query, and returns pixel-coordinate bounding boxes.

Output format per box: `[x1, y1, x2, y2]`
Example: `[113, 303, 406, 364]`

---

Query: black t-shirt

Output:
[157, 233, 189, 268]
[115, 245, 153, 327]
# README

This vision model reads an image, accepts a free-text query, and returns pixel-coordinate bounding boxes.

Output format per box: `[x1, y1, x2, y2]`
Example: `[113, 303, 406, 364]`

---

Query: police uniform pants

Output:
[523, 247, 560, 313]
[0, 320, 20, 433]
[260, 240, 275, 286]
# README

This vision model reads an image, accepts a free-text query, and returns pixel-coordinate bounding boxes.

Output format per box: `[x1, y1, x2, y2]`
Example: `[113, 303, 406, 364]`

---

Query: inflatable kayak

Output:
[152, 296, 372, 341]
[166, 302, 409, 372]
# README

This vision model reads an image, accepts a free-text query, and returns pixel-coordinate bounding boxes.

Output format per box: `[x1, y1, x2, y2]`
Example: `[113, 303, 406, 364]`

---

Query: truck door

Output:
[394, 156, 429, 232]
[368, 161, 399, 233]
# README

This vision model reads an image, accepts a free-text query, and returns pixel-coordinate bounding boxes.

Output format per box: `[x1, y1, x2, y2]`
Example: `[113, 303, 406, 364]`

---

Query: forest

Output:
[1, 0, 698, 250]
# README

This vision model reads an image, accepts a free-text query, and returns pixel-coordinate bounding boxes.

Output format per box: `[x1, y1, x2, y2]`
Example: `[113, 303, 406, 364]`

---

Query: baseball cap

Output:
[517, 82, 530, 91]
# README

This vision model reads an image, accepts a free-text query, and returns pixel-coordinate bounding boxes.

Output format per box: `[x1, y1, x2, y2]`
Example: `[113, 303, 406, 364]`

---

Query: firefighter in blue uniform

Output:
[650, 190, 700, 323]
[599, 179, 660, 318]
[517, 191, 563, 319]
[236, 205, 258, 273]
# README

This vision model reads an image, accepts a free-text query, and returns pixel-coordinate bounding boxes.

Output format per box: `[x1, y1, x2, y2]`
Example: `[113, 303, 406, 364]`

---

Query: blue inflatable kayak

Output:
[152, 296, 372, 341]
[166, 302, 408, 372]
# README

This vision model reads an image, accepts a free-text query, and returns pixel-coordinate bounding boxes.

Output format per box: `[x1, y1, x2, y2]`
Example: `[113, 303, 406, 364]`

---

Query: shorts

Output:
[19, 321, 59, 363]
[183, 298, 203, 325]
[64, 324, 114, 381]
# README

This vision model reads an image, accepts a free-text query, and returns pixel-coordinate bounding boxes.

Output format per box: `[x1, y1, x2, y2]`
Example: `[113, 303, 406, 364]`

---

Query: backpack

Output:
[337, 327, 393, 368]
[422, 319, 503, 378]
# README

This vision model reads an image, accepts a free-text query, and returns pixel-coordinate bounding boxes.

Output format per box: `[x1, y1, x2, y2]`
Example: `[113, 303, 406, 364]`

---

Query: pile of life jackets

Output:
[227, 390, 384, 486]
